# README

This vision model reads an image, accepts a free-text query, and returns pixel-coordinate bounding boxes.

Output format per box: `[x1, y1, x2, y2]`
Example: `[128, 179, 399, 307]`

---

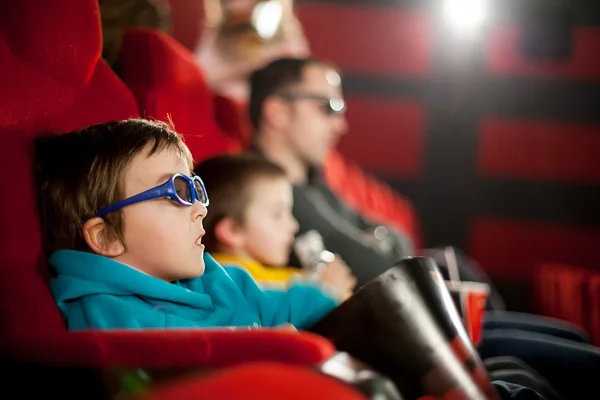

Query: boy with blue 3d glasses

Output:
[36, 119, 338, 330]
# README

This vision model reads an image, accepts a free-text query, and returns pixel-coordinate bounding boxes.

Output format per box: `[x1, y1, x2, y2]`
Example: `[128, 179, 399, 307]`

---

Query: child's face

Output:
[113, 147, 207, 281]
[238, 176, 298, 266]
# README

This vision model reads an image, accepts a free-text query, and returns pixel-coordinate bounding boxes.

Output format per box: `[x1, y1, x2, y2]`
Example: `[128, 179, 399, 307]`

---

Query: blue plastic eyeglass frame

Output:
[93, 173, 209, 219]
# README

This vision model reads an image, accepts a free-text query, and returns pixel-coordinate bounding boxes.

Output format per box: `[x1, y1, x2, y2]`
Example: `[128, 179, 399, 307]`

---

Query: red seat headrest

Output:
[0, 0, 139, 336]
[0, 0, 132, 132]
[0, 0, 101, 88]
[120, 28, 242, 163]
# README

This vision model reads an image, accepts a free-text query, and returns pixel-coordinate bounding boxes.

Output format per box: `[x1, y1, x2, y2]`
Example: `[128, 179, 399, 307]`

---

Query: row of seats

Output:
[118, 3, 600, 344]
[0, 0, 423, 397]
[165, 0, 593, 338]
[535, 263, 600, 345]
[0, 1, 366, 398]
[2, 0, 594, 397]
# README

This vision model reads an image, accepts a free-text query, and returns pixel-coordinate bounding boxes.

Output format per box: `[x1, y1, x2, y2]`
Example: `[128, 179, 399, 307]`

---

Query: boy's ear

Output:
[214, 217, 245, 250]
[82, 217, 125, 257]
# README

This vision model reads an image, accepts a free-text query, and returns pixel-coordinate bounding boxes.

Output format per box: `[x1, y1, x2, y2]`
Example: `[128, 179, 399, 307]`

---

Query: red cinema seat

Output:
[120, 28, 242, 163]
[0, 1, 336, 393]
[323, 151, 423, 249]
[136, 362, 368, 400]
[534, 263, 590, 330]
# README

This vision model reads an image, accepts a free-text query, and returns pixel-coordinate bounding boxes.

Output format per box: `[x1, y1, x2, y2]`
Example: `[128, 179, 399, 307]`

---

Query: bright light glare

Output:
[325, 69, 342, 87]
[330, 98, 345, 113]
[443, 0, 487, 33]
[252, 1, 283, 40]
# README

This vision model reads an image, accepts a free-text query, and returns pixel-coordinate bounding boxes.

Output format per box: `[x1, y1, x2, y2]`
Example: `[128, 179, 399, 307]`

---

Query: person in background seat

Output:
[248, 57, 600, 399]
[99, 0, 171, 72]
[195, 0, 309, 101]
[249, 57, 414, 287]
[194, 152, 356, 300]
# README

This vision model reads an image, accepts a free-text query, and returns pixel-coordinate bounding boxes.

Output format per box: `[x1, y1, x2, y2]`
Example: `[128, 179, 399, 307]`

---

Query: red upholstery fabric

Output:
[588, 275, 600, 346]
[534, 264, 589, 328]
[534, 263, 600, 345]
[0, 0, 140, 338]
[166, 0, 205, 51]
[0, 0, 100, 89]
[323, 151, 423, 249]
[0, 1, 106, 131]
[0, 61, 137, 335]
[0, 330, 334, 368]
[120, 28, 242, 163]
[469, 218, 600, 281]
[0, 0, 334, 374]
[213, 93, 253, 148]
[137, 362, 367, 400]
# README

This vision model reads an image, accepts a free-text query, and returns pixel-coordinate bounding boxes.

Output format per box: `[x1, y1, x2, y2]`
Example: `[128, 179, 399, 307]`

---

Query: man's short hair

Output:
[36, 118, 193, 255]
[249, 57, 334, 130]
[193, 153, 287, 253]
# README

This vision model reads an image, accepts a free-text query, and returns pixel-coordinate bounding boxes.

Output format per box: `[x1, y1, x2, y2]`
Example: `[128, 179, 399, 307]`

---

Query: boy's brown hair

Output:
[36, 118, 193, 255]
[193, 153, 287, 253]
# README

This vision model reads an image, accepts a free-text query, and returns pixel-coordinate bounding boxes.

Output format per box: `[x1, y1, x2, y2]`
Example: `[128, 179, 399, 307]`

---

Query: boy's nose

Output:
[191, 201, 208, 221]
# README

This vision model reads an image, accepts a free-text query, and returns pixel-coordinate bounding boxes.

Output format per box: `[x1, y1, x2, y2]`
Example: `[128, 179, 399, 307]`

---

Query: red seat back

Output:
[535, 262, 600, 346]
[137, 362, 367, 400]
[120, 28, 242, 163]
[0, 0, 139, 338]
[323, 151, 423, 249]
[0, 2, 335, 376]
[588, 275, 600, 346]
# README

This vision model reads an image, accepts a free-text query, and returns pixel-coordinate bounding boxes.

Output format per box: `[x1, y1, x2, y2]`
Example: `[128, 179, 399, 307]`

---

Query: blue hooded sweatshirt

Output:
[49, 250, 338, 330]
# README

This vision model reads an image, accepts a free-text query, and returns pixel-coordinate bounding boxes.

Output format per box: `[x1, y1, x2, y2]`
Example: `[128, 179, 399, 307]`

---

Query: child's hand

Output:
[317, 255, 357, 297]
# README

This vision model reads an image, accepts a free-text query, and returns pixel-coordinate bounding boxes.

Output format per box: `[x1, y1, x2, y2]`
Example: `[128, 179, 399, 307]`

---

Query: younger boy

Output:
[36, 119, 338, 330]
[193, 153, 356, 299]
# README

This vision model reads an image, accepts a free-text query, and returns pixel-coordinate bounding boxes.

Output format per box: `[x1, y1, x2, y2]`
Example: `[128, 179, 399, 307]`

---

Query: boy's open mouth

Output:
[195, 232, 205, 247]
